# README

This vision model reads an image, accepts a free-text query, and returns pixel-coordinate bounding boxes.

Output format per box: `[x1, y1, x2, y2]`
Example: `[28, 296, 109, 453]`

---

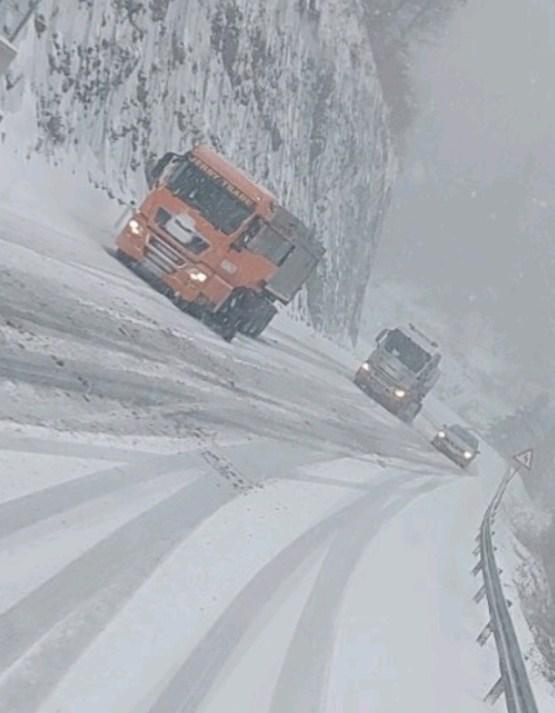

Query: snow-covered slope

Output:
[0, 0, 395, 341]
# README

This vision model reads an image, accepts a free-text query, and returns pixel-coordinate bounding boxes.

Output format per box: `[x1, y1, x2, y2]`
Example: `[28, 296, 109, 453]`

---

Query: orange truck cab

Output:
[115, 145, 324, 340]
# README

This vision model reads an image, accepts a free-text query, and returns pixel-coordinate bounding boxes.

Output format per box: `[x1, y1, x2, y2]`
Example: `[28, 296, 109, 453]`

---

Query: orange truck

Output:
[115, 145, 324, 340]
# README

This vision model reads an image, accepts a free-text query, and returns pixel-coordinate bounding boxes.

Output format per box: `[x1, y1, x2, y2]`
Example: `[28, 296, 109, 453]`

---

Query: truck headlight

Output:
[188, 267, 208, 283]
[128, 218, 143, 236]
[437, 430, 446, 439]
[463, 450, 473, 460]
[361, 362, 370, 371]
[393, 388, 406, 399]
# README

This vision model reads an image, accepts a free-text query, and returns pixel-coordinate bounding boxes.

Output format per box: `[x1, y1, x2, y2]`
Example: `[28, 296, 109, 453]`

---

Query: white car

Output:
[431, 424, 480, 468]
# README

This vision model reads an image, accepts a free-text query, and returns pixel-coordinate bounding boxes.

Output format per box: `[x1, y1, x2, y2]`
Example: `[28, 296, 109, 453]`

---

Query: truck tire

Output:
[237, 293, 277, 338]
[217, 289, 276, 340]
[220, 322, 237, 342]
[214, 290, 248, 342]
[114, 248, 135, 268]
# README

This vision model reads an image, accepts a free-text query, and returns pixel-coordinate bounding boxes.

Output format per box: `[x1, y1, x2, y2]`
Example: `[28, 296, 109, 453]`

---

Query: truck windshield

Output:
[383, 329, 431, 373]
[167, 159, 254, 235]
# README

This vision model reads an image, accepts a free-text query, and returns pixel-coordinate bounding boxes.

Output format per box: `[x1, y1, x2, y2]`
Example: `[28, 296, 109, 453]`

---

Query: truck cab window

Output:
[383, 329, 430, 373]
[245, 223, 294, 266]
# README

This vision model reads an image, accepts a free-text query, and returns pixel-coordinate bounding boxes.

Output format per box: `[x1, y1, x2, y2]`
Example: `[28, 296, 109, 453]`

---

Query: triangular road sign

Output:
[513, 448, 534, 471]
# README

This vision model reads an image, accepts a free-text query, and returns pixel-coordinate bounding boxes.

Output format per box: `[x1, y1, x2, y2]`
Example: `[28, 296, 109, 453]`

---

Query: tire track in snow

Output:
[0, 352, 190, 406]
[256, 334, 352, 380]
[268, 480, 440, 713]
[0, 300, 165, 366]
[147, 476, 439, 713]
[0, 451, 198, 540]
[0, 434, 162, 463]
[0, 472, 242, 712]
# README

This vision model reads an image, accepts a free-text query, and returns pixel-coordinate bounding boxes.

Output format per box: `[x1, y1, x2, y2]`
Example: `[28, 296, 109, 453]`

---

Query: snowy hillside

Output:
[0, 0, 395, 341]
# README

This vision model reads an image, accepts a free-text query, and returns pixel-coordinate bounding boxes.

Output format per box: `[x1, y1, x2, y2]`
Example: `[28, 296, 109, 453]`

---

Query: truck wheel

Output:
[240, 308, 276, 338]
[237, 293, 277, 338]
[216, 289, 276, 341]
[239, 316, 259, 337]
[114, 248, 134, 268]
[215, 290, 246, 342]
[220, 323, 237, 342]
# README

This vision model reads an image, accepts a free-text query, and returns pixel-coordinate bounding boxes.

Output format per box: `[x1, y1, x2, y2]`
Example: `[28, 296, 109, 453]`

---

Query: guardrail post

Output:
[485, 677, 505, 705]
[477, 621, 493, 646]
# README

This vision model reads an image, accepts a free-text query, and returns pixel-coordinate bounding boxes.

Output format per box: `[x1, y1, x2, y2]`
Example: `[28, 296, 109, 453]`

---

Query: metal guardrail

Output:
[477, 471, 540, 713]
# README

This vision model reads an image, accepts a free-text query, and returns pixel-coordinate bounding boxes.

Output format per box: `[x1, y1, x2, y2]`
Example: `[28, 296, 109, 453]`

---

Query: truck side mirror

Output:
[376, 328, 387, 344]
[232, 217, 262, 252]
[146, 152, 178, 189]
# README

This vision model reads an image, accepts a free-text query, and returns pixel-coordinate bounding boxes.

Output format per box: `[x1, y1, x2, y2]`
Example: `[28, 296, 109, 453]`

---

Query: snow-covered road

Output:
[0, 186, 501, 712]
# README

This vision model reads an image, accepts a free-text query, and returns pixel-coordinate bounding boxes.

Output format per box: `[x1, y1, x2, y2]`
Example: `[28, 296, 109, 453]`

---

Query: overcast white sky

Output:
[374, 0, 555, 387]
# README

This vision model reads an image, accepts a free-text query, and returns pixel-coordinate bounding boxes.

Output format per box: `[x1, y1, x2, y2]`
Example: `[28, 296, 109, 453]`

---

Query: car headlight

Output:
[463, 450, 473, 460]
[437, 430, 446, 439]
[128, 218, 143, 236]
[361, 362, 370, 371]
[188, 267, 208, 283]
[393, 388, 406, 399]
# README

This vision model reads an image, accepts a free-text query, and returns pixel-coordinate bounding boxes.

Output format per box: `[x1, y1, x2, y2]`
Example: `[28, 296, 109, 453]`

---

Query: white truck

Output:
[354, 324, 441, 423]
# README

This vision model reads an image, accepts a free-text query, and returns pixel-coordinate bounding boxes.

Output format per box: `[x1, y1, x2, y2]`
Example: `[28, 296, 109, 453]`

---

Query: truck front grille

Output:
[373, 365, 398, 387]
[144, 236, 185, 274]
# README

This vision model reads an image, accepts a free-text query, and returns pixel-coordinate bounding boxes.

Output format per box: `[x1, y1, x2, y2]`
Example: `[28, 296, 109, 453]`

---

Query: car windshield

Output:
[167, 158, 254, 235]
[382, 329, 431, 373]
[450, 425, 479, 449]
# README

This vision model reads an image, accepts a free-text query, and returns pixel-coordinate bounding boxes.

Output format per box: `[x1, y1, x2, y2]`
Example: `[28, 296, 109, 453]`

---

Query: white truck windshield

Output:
[383, 329, 431, 373]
